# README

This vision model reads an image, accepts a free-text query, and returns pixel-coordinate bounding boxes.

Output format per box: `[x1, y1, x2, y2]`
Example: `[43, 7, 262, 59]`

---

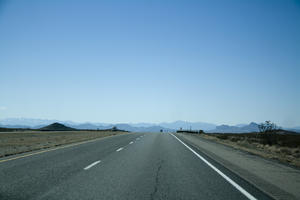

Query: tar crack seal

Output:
[150, 159, 164, 200]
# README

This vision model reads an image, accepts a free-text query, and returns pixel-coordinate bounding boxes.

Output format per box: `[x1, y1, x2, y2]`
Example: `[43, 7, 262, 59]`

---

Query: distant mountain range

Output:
[0, 118, 299, 133]
[0, 118, 74, 127]
[157, 121, 216, 131]
[0, 118, 176, 133]
[0, 118, 215, 132]
[39, 123, 77, 131]
[207, 122, 259, 133]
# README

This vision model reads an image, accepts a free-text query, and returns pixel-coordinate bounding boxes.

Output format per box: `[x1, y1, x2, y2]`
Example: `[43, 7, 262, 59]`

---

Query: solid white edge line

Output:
[84, 160, 101, 170]
[116, 147, 124, 152]
[170, 133, 257, 200]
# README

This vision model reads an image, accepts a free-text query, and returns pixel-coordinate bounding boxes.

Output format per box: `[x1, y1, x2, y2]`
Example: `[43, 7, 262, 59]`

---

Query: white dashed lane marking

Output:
[116, 147, 124, 152]
[84, 160, 101, 170]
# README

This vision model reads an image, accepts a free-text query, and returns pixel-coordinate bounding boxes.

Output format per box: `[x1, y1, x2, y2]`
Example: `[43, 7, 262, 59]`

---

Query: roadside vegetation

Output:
[0, 123, 129, 158]
[0, 130, 128, 158]
[179, 121, 300, 167]
[201, 130, 300, 167]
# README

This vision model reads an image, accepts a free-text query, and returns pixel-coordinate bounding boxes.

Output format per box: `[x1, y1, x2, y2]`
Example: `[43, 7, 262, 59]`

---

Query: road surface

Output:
[0, 132, 273, 200]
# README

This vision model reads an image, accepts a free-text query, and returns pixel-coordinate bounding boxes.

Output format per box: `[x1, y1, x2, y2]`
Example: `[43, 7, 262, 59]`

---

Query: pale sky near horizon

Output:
[0, 0, 299, 127]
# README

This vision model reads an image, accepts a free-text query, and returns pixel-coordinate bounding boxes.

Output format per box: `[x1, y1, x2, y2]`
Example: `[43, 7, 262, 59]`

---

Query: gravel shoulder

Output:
[175, 132, 300, 200]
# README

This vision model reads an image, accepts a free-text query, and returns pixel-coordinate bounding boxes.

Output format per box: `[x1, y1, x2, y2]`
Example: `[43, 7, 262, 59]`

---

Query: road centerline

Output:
[170, 133, 257, 200]
[84, 160, 101, 170]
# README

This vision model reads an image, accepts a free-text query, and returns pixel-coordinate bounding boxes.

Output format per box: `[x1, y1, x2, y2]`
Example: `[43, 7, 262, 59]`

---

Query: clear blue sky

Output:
[0, 0, 299, 127]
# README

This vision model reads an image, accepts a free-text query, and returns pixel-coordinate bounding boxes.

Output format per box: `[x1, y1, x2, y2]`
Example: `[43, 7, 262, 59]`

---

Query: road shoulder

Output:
[175, 133, 300, 200]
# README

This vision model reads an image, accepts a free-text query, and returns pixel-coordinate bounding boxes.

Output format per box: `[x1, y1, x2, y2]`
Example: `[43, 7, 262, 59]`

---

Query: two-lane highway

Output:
[0, 132, 272, 200]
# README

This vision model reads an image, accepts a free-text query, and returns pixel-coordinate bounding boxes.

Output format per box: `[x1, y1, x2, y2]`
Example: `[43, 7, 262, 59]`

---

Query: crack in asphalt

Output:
[150, 160, 164, 200]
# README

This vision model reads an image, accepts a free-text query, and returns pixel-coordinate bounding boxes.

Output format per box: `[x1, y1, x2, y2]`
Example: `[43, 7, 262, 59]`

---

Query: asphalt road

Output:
[0, 132, 273, 200]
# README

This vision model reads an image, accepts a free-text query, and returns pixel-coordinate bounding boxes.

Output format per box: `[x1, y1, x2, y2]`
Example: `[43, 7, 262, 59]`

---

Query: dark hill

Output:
[40, 123, 77, 131]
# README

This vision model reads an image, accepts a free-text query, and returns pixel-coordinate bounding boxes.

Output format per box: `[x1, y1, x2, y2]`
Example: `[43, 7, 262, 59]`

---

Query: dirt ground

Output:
[0, 130, 127, 158]
[198, 133, 300, 168]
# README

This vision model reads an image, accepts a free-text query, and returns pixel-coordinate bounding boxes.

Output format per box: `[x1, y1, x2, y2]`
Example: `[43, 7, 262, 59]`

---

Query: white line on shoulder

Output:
[170, 133, 257, 200]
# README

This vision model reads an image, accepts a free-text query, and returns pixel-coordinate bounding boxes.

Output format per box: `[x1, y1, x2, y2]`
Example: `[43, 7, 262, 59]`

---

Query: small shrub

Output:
[280, 148, 292, 155]
[260, 133, 278, 146]
[230, 137, 239, 142]
[293, 149, 300, 154]
[294, 153, 300, 158]
[217, 135, 228, 140]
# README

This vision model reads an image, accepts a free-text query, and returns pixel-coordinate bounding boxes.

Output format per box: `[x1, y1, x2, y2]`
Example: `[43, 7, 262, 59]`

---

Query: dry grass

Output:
[197, 132, 300, 168]
[0, 130, 127, 157]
